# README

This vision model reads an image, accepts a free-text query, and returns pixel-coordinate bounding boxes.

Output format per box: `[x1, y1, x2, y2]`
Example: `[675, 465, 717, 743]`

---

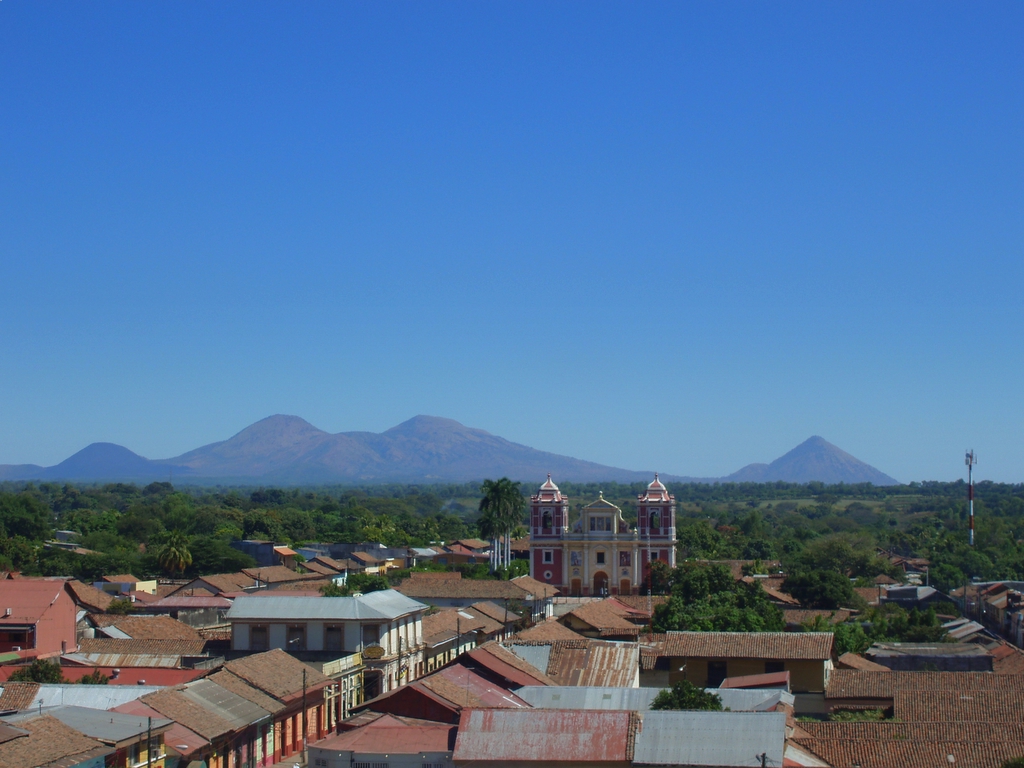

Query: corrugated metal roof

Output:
[509, 643, 551, 674]
[62, 652, 192, 668]
[632, 711, 786, 767]
[26, 683, 165, 712]
[516, 686, 792, 713]
[4, 705, 171, 745]
[715, 688, 794, 712]
[453, 708, 634, 762]
[180, 678, 272, 728]
[547, 641, 639, 687]
[226, 590, 426, 621]
[518, 686, 659, 710]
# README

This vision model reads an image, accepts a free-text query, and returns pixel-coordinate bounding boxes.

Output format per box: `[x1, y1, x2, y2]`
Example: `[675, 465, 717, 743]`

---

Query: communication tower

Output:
[966, 450, 977, 546]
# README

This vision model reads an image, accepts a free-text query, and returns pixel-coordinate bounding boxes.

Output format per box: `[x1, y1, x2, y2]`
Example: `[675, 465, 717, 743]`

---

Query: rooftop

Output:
[453, 708, 635, 763]
[226, 590, 427, 621]
[4, 705, 171, 746]
[311, 714, 454, 754]
[662, 631, 835, 660]
[633, 710, 786, 767]
[222, 648, 329, 701]
[0, 715, 111, 768]
[0, 580, 68, 625]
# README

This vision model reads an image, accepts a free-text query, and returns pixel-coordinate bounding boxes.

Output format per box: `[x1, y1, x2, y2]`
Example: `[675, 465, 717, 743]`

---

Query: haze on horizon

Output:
[1, 4, 1021, 483]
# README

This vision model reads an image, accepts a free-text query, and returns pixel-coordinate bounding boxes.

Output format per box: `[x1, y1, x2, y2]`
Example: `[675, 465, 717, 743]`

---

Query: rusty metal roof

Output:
[453, 708, 635, 762]
[546, 640, 639, 687]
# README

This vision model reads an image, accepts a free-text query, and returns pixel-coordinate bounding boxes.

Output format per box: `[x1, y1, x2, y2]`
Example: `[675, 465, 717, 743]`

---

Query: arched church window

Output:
[649, 508, 661, 529]
[542, 509, 553, 529]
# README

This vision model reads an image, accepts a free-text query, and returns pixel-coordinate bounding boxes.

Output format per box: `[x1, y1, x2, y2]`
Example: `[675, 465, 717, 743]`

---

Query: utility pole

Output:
[759, 752, 768, 768]
[147, 717, 152, 768]
[966, 450, 977, 546]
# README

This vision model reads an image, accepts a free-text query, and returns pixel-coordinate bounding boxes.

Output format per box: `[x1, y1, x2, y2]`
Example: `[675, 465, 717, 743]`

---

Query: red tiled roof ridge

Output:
[662, 631, 835, 660]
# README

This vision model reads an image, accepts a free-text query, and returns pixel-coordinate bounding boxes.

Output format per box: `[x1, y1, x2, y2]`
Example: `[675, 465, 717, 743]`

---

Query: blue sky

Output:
[1, 3, 1021, 482]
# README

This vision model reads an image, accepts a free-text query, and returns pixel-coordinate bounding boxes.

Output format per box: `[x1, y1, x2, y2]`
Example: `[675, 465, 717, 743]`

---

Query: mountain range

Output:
[0, 415, 900, 486]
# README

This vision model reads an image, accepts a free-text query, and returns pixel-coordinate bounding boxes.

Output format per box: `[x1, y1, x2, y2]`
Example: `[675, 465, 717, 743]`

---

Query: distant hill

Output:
[0, 419, 900, 486]
[0, 415, 664, 484]
[723, 436, 899, 486]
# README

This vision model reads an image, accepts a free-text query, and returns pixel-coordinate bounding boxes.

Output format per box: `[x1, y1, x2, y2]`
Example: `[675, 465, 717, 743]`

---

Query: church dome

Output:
[648, 473, 666, 491]
[540, 473, 559, 492]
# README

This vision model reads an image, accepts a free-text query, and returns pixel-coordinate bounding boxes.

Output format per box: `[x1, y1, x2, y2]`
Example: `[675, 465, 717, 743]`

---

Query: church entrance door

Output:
[593, 571, 608, 596]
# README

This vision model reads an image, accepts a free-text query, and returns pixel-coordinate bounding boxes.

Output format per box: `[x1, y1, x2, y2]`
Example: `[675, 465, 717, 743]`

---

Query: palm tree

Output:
[158, 530, 193, 577]
[477, 507, 501, 572]
[479, 478, 525, 572]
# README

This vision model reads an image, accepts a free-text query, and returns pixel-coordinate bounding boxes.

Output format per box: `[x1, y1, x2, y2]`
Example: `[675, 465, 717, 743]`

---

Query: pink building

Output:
[529, 475, 676, 596]
[0, 579, 78, 657]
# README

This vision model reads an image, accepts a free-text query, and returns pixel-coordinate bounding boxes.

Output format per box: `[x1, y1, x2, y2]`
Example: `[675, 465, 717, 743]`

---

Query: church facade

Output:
[528, 474, 677, 596]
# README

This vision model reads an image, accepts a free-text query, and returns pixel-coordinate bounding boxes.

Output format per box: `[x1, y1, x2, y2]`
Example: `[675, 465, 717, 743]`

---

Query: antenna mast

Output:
[965, 450, 977, 546]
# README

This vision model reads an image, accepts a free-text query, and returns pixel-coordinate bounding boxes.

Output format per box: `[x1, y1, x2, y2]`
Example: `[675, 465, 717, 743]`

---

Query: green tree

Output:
[347, 573, 390, 594]
[78, 669, 110, 685]
[157, 530, 193, 576]
[107, 598, 137, 615]
[479, 478, 524, 571]
[653, 562, 784, 632]
[784, 571, 855, 609]
[650, 681, 723, 711]
[9, 658, 65, 683]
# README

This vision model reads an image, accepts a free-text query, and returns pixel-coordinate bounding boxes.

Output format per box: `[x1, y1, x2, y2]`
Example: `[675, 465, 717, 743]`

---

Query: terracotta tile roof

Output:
[510, 620, 586, 643]
[206, 669, 283, 714]
[242, 566, 317, 584]
[990, 642, 1024, 675]
[0, 683, 40, 712]
[172, 573, 256, 596]
[854, 586, 883, 605]
[562, 601, 641, 636]
[452, 539, 490, 550]
[836, 652, 891, 672]
[662, 631, 835, 660]
[301, 561, 341, 576]
[76, 638, 208, 657]
[64, 580, 114, 613]
[826, 670, 1024, 699]
[609, 595, 669, 613]
[895, 689, 1024, 722]
[102, 574, 141, 583]
[794, 738, 1024, 768]
[799, 721, 1024, 741]
[0, 715, 111, 768]
[142, 688, 235, 740]
[90, 615, 201, 641]
[396, 576, 528, 601]
[468, 642, 558, 686]
[461, 607, 504, 636]
[310, 555, 352, 572]
[222, 648, 328, 701]
[422, 608, 487, 645]
[760, 584, 801, 605]
[468, 601, 521, 624]
[511, 575, 559, 600]
[350, 551, 384, 565]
